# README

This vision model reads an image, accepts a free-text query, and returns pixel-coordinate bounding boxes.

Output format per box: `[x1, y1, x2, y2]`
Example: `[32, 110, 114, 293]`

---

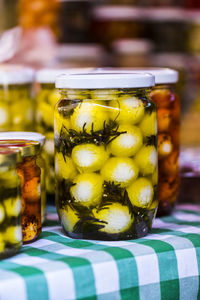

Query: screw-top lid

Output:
[0, 64, 35, 85]
[93, 68, 178, 84]
[112, 39, 154, 54]
[36, 68, 94, 84]
[56, 72, 155, 89]
[0, 131, 45, 146]
[0, 140, 40, 157]
[0, 148, 21, 166]
[57, 44, 104, 60]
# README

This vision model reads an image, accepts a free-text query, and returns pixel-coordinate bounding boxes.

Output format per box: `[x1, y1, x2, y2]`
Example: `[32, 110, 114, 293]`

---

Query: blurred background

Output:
[1, 0, 200, 201]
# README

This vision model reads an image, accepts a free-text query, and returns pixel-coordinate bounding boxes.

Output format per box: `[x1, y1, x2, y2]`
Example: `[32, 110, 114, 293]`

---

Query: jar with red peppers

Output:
[0, 139, 42, 243]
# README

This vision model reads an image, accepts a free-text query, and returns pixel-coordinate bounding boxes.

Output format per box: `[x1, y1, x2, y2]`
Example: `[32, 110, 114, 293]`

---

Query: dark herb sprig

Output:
[56, 120, 126, 156]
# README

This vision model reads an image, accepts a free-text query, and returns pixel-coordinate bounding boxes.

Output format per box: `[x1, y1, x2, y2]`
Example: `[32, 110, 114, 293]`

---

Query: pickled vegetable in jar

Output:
[149, 68, 180, 216]
[0, 140, 41, 243]
[0, 148, 22, 259]
[0, 64, 35, 131]
[55, 73, 157, 240]
[0, 131, 46, 223]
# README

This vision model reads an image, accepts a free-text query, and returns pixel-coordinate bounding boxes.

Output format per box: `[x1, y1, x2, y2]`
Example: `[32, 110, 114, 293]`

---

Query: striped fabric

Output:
[0, 204, 200, 300]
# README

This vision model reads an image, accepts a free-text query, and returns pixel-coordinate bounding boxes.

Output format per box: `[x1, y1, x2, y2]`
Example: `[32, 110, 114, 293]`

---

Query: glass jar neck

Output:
[60, 88, 152, 100]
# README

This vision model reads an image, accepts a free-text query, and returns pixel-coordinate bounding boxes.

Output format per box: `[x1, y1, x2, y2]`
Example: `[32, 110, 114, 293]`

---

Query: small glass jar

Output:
[0, 148, 22, 259]
[149, 69, 180, 216]
[0, 64, 35, 131]
[91, 6, 144, 49]
[0, 131, 46, 223]
[55, 73, 158, 241]
[0, 140, 42, 243]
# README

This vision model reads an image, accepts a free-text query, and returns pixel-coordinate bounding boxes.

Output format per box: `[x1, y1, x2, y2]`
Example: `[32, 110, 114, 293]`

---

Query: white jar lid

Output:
[0, 132, 45, 146]
[94, 68, 178, 84]
[0, 64, 35, 85]
[56, 44, 104, 60]
[36, 68, 94, 84]
[56, 72, 155, 89]
[112, 39, 154, 54]
[92, 5, 143, 21]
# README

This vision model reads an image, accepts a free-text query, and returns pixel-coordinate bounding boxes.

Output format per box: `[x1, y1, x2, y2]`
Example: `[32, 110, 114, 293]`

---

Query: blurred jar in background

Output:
[58, 0, 92, 43]
[179, 55, 200, 147]
[91, 6, 144, 49]
[187, 11, 200, 54]
[139, 0, 182, 6]
[56, 44, 105, 68]
[35, 69, 62, 201]
[0, 131, 46, 223]
[149, 69, 180, 216]
[18, 0, 59, 35]
[145, 7, 187, 52]
[179, 147, 200, 203]
[184, 0, 200, 8]
[151, 53, 193, 115]
[0, 148, 22, 259]
[112, 38, 153, 68]
[0, 64, 35, 131]
[0, 140, 42, 244]
[0, 0, 18, 34]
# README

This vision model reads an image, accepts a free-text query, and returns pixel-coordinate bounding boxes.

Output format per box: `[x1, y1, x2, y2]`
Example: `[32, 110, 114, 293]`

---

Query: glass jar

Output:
[0, 148, 22, 259]
[149, 69, 180, 216]
[0, 140, 41, 243]
[91, 6, 144, 49]
[0, 131, 46, 223]
[0, 64, 35, 131]
[54, 73, 158, 241]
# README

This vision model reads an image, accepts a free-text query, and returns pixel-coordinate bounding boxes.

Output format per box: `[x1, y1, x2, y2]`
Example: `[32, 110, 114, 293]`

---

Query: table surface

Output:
[0, 204, 200, 300]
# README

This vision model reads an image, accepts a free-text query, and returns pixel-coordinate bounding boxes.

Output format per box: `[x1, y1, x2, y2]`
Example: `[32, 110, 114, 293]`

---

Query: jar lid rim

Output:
[92, 68, 179, 84]
[0, 64, 35, 84]
[36, 68, 93, 83]
[0, 131, 45, 146]
[0, 140, 40, 157]
[55, 72, 155, 89]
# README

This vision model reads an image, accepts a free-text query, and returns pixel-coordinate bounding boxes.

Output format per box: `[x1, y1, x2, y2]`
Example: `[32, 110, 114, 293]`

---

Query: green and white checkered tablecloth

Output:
[1, 204, 200, 300]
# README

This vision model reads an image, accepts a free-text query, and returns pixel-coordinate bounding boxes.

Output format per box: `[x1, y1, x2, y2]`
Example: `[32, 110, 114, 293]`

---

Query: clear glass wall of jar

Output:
[0, 140, 42, 243]
[54, 73, 158, 240]
[0, 148, 22, 259]
[0, 131, 46, 223]
[0, 65, 35, 131]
